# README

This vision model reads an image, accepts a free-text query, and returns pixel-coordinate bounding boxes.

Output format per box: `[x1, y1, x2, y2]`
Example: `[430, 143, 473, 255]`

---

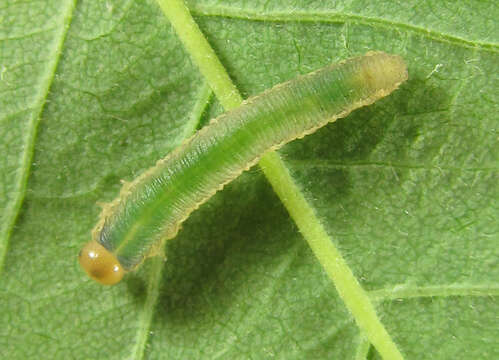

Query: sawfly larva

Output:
[79, 51, 408, 285]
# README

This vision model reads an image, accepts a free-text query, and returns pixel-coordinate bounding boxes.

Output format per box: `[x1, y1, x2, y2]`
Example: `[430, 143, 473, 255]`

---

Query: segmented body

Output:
[79, 52, 408, 285]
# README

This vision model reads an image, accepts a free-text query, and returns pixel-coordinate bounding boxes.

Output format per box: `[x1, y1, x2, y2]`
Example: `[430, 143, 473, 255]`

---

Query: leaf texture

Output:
[0, 0, 497, 359]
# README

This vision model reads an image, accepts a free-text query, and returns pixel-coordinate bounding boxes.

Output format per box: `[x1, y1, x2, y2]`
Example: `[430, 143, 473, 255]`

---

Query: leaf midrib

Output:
[144, 1, 405, 360]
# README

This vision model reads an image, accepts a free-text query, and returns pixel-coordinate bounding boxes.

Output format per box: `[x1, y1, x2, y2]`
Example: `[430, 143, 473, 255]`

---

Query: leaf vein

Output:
[369, 283, 499, 302]
[287, 159, 498, 172]
[0, 0, 78, 273]
[129, 81, 212, 360]
[190, 4, 498, 53]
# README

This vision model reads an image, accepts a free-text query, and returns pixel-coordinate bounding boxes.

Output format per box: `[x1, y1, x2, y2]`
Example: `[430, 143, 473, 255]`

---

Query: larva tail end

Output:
[357, 52, 408, 93]
[78, 241, 125, 285]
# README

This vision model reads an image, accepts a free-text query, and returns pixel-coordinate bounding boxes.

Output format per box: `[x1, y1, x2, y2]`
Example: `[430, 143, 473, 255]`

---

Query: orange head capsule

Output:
[78, 241, 125, 285]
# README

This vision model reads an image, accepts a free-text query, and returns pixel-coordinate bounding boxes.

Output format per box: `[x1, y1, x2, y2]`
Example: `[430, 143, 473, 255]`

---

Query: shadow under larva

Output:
[78, 51, 408, 285]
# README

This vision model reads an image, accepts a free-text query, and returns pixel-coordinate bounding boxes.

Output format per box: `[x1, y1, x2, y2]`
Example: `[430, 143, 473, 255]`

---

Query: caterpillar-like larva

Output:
[79, 51, 408, 285]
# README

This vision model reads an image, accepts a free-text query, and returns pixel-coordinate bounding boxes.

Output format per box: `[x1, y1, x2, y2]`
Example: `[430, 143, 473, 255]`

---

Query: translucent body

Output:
[79, 52, 407, 284]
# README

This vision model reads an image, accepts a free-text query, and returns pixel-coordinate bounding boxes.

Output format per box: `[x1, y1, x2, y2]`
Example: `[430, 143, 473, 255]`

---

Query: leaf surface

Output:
[1, 0, 497, 359]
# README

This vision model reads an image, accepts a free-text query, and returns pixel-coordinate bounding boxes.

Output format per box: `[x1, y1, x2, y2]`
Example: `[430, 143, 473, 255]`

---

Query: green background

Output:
[1, 0, 497, 359]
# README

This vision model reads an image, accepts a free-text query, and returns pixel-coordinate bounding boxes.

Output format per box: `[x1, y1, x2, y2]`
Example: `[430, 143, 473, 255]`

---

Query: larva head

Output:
[78, 241, 124, 285]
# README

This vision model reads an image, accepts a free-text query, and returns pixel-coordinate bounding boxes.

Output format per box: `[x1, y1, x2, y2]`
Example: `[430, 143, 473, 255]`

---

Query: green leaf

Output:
[1, 0, 497, 359]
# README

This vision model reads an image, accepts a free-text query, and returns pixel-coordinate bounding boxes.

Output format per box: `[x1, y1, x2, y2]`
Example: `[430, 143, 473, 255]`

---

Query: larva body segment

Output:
[79, 52, 408, 285]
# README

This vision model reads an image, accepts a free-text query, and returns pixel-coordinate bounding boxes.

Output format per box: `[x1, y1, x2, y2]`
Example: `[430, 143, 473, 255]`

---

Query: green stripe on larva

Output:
[79, 51, 408, 285]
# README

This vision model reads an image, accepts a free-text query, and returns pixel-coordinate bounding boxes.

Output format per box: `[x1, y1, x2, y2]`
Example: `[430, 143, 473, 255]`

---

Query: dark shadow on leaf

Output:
[283, 76, 448, 182]
[125, 273, 148, 305]
[151, 173, 299, 324]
